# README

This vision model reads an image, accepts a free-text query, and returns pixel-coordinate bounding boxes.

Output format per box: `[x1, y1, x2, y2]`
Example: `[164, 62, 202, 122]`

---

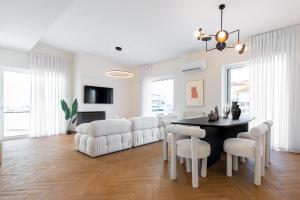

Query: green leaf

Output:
[60, 99, 70, 120]
[71, 99, 78, 118]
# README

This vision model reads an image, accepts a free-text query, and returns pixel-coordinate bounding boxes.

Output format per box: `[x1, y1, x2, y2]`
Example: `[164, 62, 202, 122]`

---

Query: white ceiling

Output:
[0, 0, 73, 50]
[1, 0, 300, 66]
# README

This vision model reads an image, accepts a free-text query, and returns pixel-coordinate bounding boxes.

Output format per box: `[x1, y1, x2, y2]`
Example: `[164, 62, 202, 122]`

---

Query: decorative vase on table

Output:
[223, 104, 231, 118]
[231, 102, 241, 120]
[208, 106, 220, 122]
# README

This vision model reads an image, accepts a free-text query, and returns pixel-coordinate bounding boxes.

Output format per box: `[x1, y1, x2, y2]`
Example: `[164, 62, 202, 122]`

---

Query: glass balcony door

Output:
[0, 70, 3, 140]
[1, 69, 31, 140]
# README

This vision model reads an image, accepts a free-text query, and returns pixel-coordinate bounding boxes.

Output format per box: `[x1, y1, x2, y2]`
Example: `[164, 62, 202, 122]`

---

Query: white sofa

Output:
[74, 115, 177, 157]
[74, 119, 132, 157]
[130, 116, 160, 147]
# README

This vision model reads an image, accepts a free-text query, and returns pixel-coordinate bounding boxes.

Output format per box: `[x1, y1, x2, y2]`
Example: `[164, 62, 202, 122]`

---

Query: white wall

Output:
[0, 47, 29, 69]
[0, 42, 249, 120]
[134, 48, 249, 118]
[0, 44, 137, 119]
[0, 43, 74, 69]
[73, 53, 136, 119]
[0, 43, 75, 103]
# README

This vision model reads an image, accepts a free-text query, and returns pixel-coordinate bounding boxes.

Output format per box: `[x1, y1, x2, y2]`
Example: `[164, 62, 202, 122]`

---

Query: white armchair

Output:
[0, 137, 2, 164]
[224, 123, 268, 185]
[157, 114, 179, 161]
[167, 125, 211, 188]
[237, 120, 273, 167]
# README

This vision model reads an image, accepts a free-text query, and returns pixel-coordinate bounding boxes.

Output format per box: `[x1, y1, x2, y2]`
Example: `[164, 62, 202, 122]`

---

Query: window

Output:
[151, 77, 174, 115]
[224, 63, 249, 116]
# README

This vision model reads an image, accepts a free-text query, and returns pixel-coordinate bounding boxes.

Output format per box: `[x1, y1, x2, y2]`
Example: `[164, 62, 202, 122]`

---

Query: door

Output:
[1, 68, 31, 140]
[0, 69, 3, 140]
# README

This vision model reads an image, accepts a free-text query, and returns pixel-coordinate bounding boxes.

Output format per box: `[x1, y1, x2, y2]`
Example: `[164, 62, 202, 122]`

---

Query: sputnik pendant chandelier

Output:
[194, 4, 247, 54]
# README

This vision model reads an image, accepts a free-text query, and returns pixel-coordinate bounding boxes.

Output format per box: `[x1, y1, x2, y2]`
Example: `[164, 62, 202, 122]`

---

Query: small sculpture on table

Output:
[208, 106, 219, 122]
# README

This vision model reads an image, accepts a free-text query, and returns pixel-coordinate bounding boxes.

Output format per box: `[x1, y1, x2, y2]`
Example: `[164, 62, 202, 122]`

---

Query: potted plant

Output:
[60, 99, 78, 134]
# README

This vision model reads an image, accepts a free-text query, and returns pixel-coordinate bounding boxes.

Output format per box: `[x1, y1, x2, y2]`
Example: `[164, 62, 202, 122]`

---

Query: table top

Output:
[172, 116, 255, 128]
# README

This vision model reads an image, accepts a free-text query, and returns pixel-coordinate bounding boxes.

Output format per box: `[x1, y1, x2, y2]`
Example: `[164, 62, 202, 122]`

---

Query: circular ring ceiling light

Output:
[105, 70, 133, 78]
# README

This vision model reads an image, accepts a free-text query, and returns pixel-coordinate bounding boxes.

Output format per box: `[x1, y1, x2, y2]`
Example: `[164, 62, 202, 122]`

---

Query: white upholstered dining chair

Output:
[224, 123, 268, 185]
[0, 137, 2, 164]
[158, 115, 179, 161]
[167, 125, 211, 188]
[237, 120, 273, 167]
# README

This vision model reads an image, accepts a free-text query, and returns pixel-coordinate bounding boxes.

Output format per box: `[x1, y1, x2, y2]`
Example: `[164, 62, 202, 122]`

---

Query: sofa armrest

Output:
[75, 123, 90, 134]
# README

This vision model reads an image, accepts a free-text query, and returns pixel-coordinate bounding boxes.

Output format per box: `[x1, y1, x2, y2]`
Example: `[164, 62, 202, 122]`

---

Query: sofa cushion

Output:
[132, 127, 160, 147]
[75, 132, 132, 157]
[130, 117, 159, 130]
[89, 119, 131, 137]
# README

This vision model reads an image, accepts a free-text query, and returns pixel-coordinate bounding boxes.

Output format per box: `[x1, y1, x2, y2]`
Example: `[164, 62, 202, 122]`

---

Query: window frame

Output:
[151, 75, 174, 115]
[222, 61, 249, 113]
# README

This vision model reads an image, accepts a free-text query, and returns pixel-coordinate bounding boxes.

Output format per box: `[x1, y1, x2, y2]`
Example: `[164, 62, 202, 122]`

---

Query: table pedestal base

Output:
[201, 123, 249, 167]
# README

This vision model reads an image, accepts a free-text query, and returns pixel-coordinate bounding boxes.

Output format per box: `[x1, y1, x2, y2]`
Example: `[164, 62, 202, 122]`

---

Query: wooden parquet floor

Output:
[1, 135, 300, 200]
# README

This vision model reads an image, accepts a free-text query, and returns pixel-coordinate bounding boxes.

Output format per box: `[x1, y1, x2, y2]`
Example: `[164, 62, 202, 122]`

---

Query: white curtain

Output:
[249, 25, 300, 152]
[139, 64, 152, 116]
[30, 52, 68, 137]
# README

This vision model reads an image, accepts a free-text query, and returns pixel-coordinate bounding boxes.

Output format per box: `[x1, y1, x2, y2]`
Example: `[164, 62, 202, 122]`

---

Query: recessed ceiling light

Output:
[115, 46, 122, 51]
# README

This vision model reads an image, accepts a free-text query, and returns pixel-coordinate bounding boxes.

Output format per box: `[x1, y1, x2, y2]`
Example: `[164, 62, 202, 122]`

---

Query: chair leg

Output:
[227, 154, 232, 177]
[261, 154, 265, 177]
[180, 157, 184, 165]
[266, 152, 271, 168]
[266, 147, 270, 168]
[262, 136, 266, 175]
[266, 135, 271, 167]
[186, 158, 192, 173]
[254, 156, 262, 185]
[163, 140, 168, 161]
[192, 159, 198, 188]
[170, 135, 177, 180]
[191, 136, 198, 188]
[201, 158, 207, 177]
[233, 156, 239, 171]
[240, 157, 246, 163]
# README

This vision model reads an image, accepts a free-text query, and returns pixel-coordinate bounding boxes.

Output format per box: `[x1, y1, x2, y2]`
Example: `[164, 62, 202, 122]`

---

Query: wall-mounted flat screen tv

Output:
[84, 86, 113, 104]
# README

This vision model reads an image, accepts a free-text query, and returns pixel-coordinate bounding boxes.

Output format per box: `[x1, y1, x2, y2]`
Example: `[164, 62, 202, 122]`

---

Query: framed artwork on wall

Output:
[186, 80, 204, 106]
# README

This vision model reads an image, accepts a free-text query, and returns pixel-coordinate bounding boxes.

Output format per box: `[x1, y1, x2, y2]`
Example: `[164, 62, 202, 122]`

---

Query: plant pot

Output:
[66, 130, 73, 135]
